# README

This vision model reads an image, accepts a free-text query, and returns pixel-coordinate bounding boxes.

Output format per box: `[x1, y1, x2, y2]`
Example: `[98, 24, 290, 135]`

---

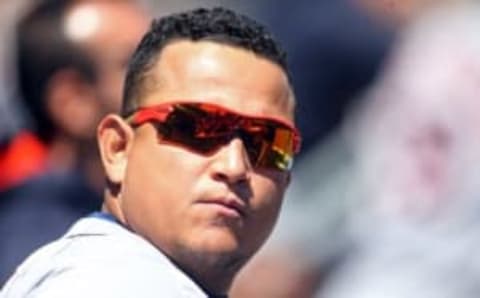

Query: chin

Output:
[173, 232, 250, 276]
[194, 226, 244, 254]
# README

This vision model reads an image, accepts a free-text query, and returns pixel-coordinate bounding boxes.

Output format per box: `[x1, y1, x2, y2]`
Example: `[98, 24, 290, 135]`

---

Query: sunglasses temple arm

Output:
[130, 107, 172, 125]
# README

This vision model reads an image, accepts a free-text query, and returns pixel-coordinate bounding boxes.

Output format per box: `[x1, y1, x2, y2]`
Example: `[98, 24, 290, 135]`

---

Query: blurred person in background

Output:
[0, 0, 149, 284]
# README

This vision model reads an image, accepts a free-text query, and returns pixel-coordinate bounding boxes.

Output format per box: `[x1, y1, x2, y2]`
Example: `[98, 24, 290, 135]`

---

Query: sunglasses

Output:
[125, 101, 301, 172]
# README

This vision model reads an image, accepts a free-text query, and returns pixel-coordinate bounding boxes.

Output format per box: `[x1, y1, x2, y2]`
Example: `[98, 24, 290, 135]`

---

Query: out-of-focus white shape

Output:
[319, 2, 480, 298]
[63, 4, 100, 42]
[344, 1, 480, 222]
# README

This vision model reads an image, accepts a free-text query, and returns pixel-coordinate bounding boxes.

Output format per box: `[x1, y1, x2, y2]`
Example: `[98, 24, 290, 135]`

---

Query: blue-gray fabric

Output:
[0, 213, 208, 298]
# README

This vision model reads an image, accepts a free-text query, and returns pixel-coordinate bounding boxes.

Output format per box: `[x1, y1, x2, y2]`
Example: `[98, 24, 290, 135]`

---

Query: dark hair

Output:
[16, 0, 97, 142]
[122, 7, 288, 116]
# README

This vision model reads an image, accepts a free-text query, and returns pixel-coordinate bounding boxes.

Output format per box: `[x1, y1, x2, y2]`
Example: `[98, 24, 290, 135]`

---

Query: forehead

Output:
[140, 40, 295, 122]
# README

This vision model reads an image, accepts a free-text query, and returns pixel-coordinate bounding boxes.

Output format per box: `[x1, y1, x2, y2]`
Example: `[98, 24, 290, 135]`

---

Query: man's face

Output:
[118, 41, 294, 269]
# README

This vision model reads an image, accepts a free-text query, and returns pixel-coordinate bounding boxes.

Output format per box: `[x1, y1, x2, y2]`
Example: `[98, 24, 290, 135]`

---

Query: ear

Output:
[97, 114, 134, 186]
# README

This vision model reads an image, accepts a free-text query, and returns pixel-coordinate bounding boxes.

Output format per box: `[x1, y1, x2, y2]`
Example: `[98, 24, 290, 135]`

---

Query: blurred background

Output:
[2, 0, 480, 297]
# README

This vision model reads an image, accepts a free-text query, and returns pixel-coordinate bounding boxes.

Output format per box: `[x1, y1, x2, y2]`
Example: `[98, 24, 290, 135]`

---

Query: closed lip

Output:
[196, 197, 247, 217]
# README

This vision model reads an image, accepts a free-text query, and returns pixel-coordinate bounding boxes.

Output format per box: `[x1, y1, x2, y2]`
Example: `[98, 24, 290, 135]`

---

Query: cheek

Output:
[122, 145, 167, 224]
[246, 175, 287, 244]
[122, 139, 207, 224]
[250, 171, 288, 212]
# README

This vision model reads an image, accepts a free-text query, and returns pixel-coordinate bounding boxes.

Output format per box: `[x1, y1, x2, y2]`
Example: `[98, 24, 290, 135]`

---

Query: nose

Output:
[210, 138, 251, 184]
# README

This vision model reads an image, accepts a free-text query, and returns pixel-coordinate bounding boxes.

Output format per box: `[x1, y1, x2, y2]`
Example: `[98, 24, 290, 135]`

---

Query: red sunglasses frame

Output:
[128, 101, 301, 152]
[125, 101, 302, 170]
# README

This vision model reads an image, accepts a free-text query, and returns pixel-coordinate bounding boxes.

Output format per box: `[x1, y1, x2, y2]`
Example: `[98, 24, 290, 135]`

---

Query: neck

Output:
[172, 248, 247, 297]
